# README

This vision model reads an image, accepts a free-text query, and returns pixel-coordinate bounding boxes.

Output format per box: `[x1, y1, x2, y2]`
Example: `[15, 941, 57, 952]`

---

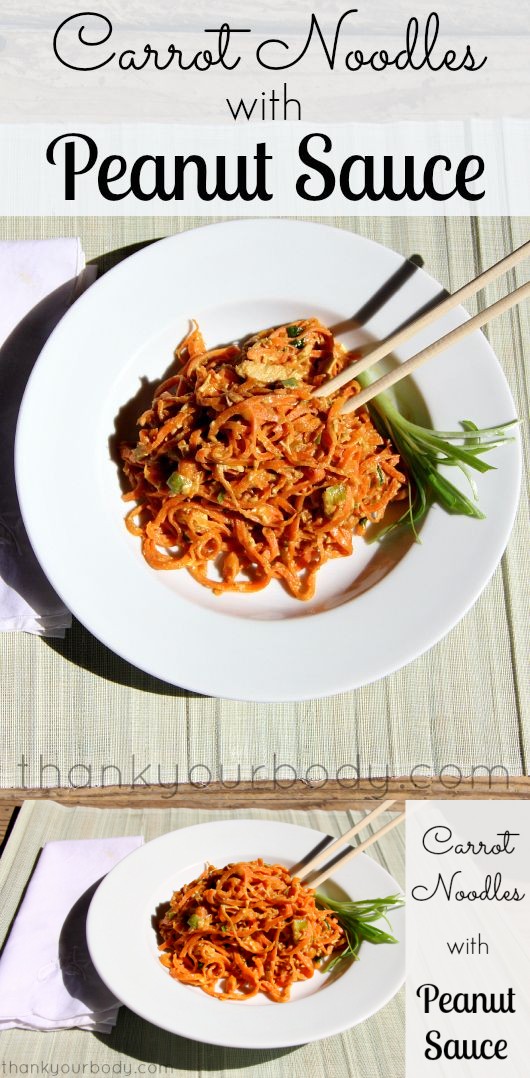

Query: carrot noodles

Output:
[121, 318, 405, 600]
[157, 859, 344, 1002]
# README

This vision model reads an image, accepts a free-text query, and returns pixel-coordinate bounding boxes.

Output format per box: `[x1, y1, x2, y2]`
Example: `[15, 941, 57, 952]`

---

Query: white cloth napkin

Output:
[0, 835, 143, 1032]
[0, 238, 97, 636]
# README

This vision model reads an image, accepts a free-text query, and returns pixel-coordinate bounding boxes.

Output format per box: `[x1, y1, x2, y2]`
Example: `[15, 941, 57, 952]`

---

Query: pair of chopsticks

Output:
[297, 800, 405, 889]
[312, 238, 530, 412]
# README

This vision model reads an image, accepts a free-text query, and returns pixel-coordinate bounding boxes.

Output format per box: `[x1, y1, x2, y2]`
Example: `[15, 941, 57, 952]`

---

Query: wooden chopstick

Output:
[308, 810, 406, 890]
[297, 799, 396, 883]
[341, 278, 530, 413]
[312, 238, 530, 401]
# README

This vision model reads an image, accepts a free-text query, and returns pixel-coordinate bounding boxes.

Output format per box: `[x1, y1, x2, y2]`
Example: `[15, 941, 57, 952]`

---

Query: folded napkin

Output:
[0, 835, 143, 1032]
[0, 238, 96, 636]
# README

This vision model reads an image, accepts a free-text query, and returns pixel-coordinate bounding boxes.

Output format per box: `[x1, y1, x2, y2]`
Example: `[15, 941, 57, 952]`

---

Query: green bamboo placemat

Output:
[0, 216, 528, 784]
[0, 801, 405, 1078]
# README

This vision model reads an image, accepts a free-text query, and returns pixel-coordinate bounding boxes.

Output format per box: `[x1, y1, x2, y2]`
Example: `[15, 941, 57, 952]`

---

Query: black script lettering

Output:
[296, 134, 485, 203]
[423, 825, 518, 856]
[53, 12, 115, 72]
[257, 10, 357, 71]
[46, 132, 99, 199]
[46, 134, 273, 203]
[412, 869, 524, 902]
[296, 133, 336, 200]
[345, 13, 487, 74]
[456, 156, 485, 200]
[425, 1029, 508, 1061]
[417, 983, 516, 1015]
[54, 14, 247, 74]
[204, 24, 248, 70]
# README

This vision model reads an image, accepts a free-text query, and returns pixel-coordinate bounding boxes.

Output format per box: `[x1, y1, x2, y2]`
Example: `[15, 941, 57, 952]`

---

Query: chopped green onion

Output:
[323, 483, 347, 517]
[167, 471, 193, 495]
[133, 445, 148, 462]
[294, 338, 306, 350]
[187, 914, 200, 929]
[217, 490, 226, 503]
[376, 463, 385, 484]
[287, 325, 301, 338]
[281, 377, 299, 388]
[316, 893, 404, 971]
[292, 918, 307, 941]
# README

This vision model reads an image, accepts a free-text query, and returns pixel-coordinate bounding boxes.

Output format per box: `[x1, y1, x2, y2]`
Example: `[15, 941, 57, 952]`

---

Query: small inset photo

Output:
[0, 799, 405, 1071]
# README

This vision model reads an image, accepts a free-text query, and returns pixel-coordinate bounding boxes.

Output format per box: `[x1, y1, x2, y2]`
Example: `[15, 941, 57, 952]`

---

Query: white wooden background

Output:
[0, 1, 529, 122]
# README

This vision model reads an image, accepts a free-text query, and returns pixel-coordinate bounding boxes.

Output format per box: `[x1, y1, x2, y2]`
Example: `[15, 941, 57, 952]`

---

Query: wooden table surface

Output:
[2, 776, 529, 848]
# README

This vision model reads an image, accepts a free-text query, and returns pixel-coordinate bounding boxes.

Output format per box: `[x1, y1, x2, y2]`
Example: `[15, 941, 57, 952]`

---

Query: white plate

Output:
[86, 818, 405, 1049]
[15, 220, 520, 700]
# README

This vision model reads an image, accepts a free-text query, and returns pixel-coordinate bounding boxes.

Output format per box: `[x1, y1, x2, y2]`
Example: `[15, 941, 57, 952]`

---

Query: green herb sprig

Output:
[357, 372, 518, 540]
[316, 892, 404, 971]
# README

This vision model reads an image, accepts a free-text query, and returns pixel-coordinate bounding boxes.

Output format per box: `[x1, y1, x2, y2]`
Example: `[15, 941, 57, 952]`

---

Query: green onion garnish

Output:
[282, 377, 299, 388]
[316, 893, 404, 971]
[287, 325, 301, 338]
[357, 372, 518, 540]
